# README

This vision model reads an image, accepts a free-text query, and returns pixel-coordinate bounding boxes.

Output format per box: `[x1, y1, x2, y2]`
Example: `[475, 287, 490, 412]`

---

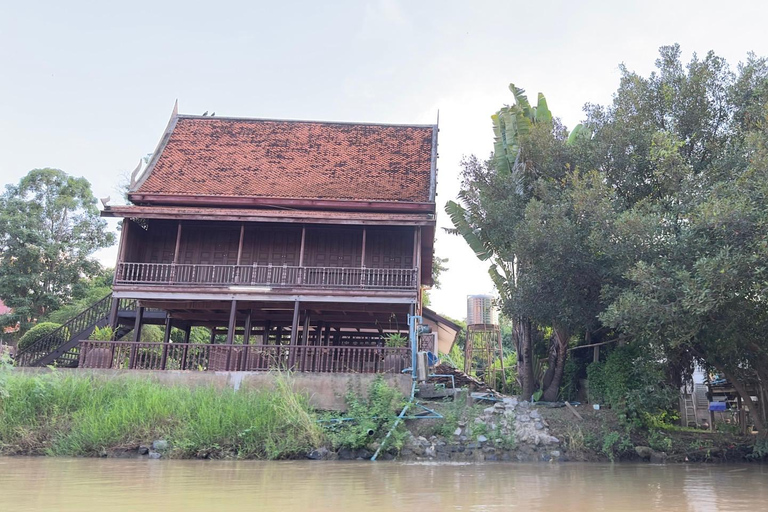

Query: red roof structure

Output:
[129, 111, 437, 211]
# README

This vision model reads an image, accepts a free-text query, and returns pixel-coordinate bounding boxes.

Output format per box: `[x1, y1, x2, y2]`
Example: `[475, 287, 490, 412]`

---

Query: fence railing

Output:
[78, 341, 411, 374]
[115, 263, 418, 291]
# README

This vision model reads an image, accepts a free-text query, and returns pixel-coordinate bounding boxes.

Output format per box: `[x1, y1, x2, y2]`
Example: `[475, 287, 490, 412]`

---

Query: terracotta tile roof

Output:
[133, 116, 437, 205]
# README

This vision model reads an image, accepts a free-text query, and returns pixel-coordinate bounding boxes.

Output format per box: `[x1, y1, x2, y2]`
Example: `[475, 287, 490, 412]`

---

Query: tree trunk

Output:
[541, 326, 570, 402]
[516, 317, 534, 401]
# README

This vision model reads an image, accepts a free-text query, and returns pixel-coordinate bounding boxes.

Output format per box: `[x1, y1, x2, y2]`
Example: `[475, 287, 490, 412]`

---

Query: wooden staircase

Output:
[15, 295, 133, 367]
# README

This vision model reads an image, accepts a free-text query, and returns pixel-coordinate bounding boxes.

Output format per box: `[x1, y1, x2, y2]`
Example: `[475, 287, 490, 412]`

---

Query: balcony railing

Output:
[78, 340, 411, 374]
[115, 262, 417, 291]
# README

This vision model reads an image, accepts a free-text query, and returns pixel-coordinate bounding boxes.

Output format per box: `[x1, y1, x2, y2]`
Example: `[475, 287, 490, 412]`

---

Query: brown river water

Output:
[1, 458, 766, 512]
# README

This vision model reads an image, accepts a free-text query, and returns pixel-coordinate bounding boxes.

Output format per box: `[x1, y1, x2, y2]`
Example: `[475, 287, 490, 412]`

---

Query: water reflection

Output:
[0, 458, 765, 512]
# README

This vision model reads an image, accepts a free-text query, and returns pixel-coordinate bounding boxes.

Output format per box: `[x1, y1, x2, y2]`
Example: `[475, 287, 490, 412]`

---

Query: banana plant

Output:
[492, 84, 554, 177]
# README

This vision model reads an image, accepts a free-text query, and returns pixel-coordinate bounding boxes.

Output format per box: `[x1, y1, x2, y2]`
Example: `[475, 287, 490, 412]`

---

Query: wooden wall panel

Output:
[304, 228, 363, 268]
[365, 227, 414, 269]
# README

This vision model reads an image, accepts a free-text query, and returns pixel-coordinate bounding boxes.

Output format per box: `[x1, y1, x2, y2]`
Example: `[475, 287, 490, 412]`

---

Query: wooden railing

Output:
[78, 341, 411, 374]
[15, 295, 115, 367]
[115, 263, 418, 291]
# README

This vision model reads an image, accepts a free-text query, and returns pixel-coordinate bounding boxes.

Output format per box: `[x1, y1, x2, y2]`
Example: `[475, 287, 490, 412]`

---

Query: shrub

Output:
[383, 333, 408, 348]
[17, 323, 62, 351]
[587, 345, 677, 428]
[324, 376, 406, 450]
[90, 326, 114, 341]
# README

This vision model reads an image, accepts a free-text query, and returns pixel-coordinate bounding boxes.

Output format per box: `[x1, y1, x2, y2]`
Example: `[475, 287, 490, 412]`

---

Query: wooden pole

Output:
[236, 223, 245, 265]
[243, 311, 252, 345]
[117, 219, 130, 264]
[173, 222, 182, 263]
[108, 296, 119, 330]
[226, 300, 237, 370]
[130, 305, 144, 368]
[298, 226, 306, 267]
[181, 324, 191, 370]
[301, 311, 311, 370]
[361, 228, 366, 267]
[289, 301, 300, 368]
[161, 315, 172, 370]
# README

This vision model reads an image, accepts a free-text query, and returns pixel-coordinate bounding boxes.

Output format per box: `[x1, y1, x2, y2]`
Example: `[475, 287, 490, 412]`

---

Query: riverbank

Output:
[0, 369, 763, 463]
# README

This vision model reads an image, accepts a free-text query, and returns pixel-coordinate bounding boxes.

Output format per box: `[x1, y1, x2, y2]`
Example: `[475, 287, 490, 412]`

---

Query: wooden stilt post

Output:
[130, 305, 144, 368]
[181, 324, 191, 370]
[242, 311, 252, 370]
[289, 301, 300, 368]
[161, 315, 172, 370]
[108, 296, 119, 330]
[244, 312, 252, 345]
[300, 311, 310, 371]
[226, 299, 237, 370]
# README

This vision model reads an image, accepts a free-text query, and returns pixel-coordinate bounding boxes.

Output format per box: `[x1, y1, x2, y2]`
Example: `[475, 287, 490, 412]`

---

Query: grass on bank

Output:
[0, 367, 323, 459]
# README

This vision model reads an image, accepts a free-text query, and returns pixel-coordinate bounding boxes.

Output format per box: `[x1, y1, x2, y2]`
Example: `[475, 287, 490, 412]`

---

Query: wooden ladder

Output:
[682, 393, 697, 427]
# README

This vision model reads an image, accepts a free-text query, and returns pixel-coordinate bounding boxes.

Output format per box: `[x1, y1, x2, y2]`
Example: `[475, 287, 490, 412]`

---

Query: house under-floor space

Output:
[77, 298, 414, 373]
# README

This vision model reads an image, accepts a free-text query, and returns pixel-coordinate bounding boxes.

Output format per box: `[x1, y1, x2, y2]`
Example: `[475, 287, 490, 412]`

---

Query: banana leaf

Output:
[444, 201, 493, 260]
[536, 93, 552, 124]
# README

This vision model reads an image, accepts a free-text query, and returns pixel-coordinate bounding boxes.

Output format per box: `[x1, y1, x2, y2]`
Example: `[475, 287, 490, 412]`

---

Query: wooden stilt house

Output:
[16, 106, 438, 373]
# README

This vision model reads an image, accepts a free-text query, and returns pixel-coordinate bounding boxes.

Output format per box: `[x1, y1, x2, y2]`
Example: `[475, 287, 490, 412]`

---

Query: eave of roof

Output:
[101, 205, 436, 226]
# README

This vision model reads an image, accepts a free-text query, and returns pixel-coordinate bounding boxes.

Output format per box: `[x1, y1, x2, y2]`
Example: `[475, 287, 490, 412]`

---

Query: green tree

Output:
[0, 169, 115, 331]
[447, 85, 600, 401]
[590, 47, 768, 434]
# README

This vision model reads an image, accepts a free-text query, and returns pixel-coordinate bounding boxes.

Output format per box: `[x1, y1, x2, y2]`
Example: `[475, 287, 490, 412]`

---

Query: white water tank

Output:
[466, 295, 498, 326]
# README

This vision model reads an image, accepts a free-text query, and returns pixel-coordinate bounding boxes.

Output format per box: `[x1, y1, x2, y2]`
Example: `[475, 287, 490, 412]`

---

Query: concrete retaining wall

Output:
[15, 368, 412, 411]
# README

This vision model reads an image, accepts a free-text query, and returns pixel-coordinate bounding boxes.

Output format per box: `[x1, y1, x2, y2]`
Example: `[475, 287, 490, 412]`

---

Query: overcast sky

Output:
[1, 0, 765, 320]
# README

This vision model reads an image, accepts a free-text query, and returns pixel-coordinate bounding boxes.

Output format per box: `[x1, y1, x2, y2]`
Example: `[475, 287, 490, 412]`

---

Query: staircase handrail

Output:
[15, 294, 119, 366]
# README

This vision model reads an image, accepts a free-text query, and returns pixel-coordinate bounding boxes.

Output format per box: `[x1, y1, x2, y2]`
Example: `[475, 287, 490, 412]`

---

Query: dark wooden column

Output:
[181, 324, 191, 370]
[225, 300, 237, 370]
[298, 227, 306, 267]
[226, 300, 237, 345]
[173, 222, 183, 263]
[108, 296, 119, 330]
[236, 224, 245, 265]
[361, 228, 367, 267]
[414, 227, 422, 314]
[288, 300, 300, 368]
[130, 305, 144, 368]
[243, 311, 252, 345]
[132, 306, 144, 341]
[300, 311, 311, 370]
[161, 315, 172, 370]
[117, 219, 130, 265]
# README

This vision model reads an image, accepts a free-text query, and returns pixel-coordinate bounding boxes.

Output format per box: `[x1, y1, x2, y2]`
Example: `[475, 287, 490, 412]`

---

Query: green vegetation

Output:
[0, 168, 114, 332]
[323, 376, 407, 451]
[17, 322, 63, 351]
[0, 370, 323, 459]
[446, 45, 768, 437]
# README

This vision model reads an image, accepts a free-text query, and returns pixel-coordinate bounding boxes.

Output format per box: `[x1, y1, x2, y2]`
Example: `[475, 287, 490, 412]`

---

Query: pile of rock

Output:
[399, 397, 563, 462]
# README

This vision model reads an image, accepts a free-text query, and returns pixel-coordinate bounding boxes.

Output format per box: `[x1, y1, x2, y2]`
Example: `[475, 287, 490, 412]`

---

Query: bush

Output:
[17, 322, 62, 351]
[90, 326, 114, 341]
[587, 344, 677, 428]
[323, 376, 406, 451]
